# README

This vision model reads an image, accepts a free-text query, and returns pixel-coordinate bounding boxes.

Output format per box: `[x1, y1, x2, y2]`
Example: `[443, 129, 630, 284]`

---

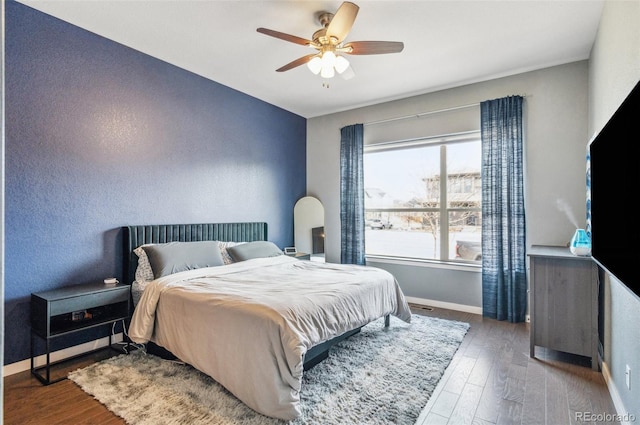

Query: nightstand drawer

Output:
[48, 289, 128, 316]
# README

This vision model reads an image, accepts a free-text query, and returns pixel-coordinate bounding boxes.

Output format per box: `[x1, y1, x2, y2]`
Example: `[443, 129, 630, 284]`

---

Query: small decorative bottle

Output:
[570, 229, 591, 256]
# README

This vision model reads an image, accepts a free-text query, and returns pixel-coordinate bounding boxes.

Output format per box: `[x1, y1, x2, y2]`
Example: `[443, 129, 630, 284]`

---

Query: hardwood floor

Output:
[3, 306, 619, 424]
[3, 349, 125, 425]
[413, 305, 619, 425]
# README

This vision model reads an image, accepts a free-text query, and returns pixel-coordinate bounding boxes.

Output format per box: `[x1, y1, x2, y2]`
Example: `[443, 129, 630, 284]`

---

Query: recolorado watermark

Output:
[575, 412, 636, 422]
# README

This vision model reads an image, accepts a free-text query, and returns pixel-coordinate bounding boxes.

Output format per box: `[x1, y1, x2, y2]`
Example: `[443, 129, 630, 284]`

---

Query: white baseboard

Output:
[3, 333, 124, 377]
[601, 360, 635, 425]
[405, 296, 482, 315]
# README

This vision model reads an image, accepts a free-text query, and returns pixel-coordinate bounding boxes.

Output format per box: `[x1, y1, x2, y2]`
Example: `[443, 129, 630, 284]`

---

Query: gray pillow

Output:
[227, 241, 283, 262]
[142, 241, 225, 278]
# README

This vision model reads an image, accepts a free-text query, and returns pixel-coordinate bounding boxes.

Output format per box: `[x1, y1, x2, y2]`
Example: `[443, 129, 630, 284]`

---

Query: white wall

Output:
[588, 0, 640, 419]
[307, 61, 589, 308]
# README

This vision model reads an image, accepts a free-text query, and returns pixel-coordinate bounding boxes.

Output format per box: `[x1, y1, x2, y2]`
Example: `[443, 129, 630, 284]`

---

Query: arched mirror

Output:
[294, 196, 325, 262]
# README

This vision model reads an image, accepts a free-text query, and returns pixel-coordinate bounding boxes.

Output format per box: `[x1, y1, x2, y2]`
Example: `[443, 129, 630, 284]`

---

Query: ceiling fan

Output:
[257, 1, 404, 80]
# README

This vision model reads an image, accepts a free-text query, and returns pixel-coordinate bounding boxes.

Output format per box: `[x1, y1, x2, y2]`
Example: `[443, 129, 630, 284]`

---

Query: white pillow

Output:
[131, 280, 149, 306]
[218, 241, 245, 265]
[134, 245, 154, 282]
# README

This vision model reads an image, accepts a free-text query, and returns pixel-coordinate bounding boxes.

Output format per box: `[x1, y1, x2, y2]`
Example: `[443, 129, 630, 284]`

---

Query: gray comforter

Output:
[129, 255, 412, 420]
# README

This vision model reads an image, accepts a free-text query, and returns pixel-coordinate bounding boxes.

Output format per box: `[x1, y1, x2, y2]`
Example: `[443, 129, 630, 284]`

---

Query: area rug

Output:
[68, 314, 469, 425]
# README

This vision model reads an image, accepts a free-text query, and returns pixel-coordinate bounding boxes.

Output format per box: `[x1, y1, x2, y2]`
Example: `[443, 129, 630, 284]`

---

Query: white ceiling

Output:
[18, 0, 604, 118]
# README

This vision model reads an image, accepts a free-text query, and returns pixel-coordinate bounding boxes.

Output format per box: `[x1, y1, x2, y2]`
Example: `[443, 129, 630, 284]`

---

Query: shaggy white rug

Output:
[69, 314, 469, 425]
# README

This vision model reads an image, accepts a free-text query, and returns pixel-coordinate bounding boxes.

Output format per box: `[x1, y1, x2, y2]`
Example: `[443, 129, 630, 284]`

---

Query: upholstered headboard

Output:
[123, 222, 268, 285]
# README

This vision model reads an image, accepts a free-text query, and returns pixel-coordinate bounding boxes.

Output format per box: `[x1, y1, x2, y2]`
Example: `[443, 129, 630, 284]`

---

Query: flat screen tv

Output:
[589, 79, 640, 301]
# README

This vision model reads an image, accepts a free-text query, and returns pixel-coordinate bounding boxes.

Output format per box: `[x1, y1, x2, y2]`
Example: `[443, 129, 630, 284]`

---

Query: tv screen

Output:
[589, 79, 640, 301]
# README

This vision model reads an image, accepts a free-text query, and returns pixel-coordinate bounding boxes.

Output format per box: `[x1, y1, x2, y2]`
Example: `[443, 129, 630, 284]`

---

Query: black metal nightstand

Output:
[30, 282, 130, 384]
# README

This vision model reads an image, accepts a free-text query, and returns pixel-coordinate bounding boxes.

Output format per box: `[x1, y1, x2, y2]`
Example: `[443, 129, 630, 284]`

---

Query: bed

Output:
[124, 222, 412, 420]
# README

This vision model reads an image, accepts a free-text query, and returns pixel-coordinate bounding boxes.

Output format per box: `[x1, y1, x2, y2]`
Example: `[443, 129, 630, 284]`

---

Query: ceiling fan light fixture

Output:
[320, 64, 335, 79]
[307, 56, 322, 74]
[334, 55, 350, 74]
[339, 64, 355, 80]
[321, 51, 337, 68]
[320, 51, 337, 78]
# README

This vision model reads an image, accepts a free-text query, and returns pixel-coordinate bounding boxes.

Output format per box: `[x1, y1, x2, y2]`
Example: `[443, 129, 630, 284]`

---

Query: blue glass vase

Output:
[570, 229, 591, 256]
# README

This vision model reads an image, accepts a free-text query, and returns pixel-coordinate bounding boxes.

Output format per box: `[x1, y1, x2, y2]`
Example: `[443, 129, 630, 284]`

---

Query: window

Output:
[363, 133, 482, 263]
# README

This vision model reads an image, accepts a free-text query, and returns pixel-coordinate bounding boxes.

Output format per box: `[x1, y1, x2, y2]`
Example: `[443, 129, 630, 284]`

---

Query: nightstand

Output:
[30, 282, 131, 384]
[287, 252, 311, 260]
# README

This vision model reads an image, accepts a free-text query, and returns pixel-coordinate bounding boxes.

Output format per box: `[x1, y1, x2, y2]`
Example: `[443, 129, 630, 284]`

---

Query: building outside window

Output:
[363, 133, 482, 263]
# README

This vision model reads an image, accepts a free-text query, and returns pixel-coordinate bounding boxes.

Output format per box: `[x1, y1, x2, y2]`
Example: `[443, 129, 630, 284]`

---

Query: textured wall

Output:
[4, 1, 306, 364]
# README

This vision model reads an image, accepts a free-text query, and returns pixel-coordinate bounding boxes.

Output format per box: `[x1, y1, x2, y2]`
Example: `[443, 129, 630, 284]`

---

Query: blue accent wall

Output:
[4, 1, 306, 364]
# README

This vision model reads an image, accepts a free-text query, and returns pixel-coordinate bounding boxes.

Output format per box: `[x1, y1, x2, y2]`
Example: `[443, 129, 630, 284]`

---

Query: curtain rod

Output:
[363, 95, 527, 127]
[364, 102, 480, 126]
[365, 130, 480, 150]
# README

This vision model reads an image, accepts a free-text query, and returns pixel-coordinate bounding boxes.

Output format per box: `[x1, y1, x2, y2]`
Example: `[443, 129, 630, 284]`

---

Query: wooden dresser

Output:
[528, 245, 598, 370]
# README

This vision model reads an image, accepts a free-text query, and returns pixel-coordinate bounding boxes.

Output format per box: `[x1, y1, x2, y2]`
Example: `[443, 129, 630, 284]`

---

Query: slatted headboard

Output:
[123, 222, 268, 285]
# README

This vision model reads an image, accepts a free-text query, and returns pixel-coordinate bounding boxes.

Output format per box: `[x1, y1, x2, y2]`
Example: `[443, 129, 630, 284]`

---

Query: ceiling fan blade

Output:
[343, 41, 404, 55]
[257, 27, 313, 46]
[276, 54, 319, 72]
[326, 2, 359, 42]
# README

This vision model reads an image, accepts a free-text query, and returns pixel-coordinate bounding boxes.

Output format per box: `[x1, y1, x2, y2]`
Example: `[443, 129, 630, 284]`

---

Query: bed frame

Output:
[122, 222, 360, 370]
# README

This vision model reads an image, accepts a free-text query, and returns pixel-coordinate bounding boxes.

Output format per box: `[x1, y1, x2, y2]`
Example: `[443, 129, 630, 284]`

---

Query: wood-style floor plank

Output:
[448, 382, 484, 425]
[4, 307, 619, 425]
[521, 358, 547, 425]
[416, 307, 619, 425]
[3, 350, 125, 425]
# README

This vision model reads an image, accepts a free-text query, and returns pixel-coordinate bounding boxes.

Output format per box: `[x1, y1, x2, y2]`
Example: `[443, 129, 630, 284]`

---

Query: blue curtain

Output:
[481, 96, 526, 322]
[340, 124, 366, 265]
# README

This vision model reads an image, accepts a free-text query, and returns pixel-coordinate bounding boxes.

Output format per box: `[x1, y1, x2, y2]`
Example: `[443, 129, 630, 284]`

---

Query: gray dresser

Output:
[528, 245, 599, 370]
